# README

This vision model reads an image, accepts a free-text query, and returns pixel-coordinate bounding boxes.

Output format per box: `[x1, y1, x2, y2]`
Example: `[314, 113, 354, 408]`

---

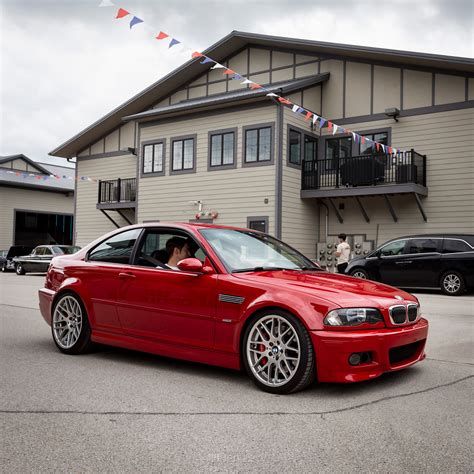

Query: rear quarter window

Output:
[442, 239, 473, 253]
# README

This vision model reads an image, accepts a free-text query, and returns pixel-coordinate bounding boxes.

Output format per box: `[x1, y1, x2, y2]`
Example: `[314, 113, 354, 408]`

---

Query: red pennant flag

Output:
[278, 97, 292, 105]
[376, 142, 380, 152]
[388, 146, 393, 154]
[250, 83, 262, 90]
[192, 51, 204, 58]
[304, 111, 313, 121]
[327, 121, 333, 131]
[223, 69, 235, 75]
[156, 31, 169, 40]
[115, 8, 129, 19]
[361, 136, 366, 144]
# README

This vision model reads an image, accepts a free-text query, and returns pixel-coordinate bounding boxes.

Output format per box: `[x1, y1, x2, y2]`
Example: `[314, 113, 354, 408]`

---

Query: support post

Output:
[414, 193, 427, 222]
[327, 198, 343, 224]
[100, 209, 121, 229]
[384, 195, 398, 222]
[355, 196, 370, 223]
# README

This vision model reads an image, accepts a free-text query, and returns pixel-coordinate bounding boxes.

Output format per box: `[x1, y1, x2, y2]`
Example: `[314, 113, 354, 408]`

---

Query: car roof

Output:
[382, 234, 474, 246]
[131, 221, 257, 233]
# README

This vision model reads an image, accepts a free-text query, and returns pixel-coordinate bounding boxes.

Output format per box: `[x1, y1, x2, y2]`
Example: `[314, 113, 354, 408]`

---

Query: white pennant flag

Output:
[211, 63, 225, 69]
[98, 0, 114, 6]
[312, 114, 319, 125]
[240, 79, 253, 85]
[381, 144, 386, 153]
[292, 105, 300, 113]
[266, 92, 278, 97]
[333, 124, 338, 135]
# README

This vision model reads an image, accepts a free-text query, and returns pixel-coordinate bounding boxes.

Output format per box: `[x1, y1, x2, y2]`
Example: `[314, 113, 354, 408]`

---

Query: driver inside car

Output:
[164, 236, 191, 270]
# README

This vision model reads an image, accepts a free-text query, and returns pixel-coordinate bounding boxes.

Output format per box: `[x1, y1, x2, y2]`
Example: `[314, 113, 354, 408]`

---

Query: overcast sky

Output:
[0, 0, 472, 167]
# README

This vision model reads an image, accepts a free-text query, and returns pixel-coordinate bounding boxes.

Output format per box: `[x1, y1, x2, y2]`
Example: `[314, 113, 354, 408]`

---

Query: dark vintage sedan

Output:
[14, 245, 81, 275]
[346, 234, 474, 296]
[1, 246, 33, 272]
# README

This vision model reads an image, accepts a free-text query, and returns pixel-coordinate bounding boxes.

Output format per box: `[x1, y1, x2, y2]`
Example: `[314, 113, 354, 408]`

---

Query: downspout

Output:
[275, 100, 283, 239]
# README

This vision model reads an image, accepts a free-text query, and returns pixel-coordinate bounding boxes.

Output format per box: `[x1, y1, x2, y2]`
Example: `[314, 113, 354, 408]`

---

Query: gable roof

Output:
[0, 154, 52, 175]
[50, 31, 474, 159]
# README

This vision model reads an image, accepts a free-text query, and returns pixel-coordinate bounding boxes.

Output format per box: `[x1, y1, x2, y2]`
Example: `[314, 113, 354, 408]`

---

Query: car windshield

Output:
[52, 246, 81, 255]
[200, 228, 319, 273]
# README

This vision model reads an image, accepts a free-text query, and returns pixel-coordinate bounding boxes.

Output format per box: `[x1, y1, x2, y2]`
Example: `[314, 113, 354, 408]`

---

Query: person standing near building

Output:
[335, 233, 351, 274]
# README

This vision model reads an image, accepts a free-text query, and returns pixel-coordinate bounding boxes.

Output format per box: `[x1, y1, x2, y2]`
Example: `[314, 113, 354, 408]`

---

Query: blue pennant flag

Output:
[297, 107, 305, 114]
[129, 16, 144, 29]
[319, 118, 326, 128]
[231, 73, 243, 80]
[169, 38, 181, 48]
[200, 57, 214, 64]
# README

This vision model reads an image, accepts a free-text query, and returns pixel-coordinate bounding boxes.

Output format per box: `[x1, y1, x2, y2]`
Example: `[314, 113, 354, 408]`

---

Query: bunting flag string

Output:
[0, 169, 100, 183]
[101, 0, 403, 154]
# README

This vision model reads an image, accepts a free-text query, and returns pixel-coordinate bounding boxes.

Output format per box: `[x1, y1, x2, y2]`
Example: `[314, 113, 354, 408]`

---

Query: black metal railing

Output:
[98, 178, 136, 204]
[302, 149, 426, 190]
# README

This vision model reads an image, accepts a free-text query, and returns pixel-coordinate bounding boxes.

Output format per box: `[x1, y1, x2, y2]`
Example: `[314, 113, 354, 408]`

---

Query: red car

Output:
[39, 223, 428, 394]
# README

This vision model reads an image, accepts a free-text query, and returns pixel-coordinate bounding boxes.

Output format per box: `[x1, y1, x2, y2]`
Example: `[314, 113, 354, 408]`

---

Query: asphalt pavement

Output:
[0, 272, 473, 472]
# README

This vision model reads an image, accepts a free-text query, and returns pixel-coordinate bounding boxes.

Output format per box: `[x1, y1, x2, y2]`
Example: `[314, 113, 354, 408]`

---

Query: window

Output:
[304, 135, 317, 161]
[88, 228, 141, 264]
[210, 131, 235, 168]
[34, 247, 44, 256]
[407, 239, 439, 254]
[172, 137, 195, 172]
[325, 137, 352, 170]
[360, 132, 389, 155]
[289, 129, 301, 165]
[380, 240, 406, 257]
[43, 248, 53, 255]
[244, 126, 272, 164]
[247, 217, 268, 233]
[143, 141, 164, 175]
[442, 239, 472, 254]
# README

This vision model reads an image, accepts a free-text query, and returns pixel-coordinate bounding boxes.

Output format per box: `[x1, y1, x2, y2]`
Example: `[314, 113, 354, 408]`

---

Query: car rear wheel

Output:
[440, 271, 465, 296]
[15, 263, 25, 275]
[51, 293, 94, 354]
[350, 268, 368, 279]
[243, 310, 315, 394]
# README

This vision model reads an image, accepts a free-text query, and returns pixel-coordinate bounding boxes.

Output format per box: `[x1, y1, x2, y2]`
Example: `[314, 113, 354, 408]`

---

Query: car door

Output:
[402, 238, 442, 287]
[376, 239, 409, 286]
[40, 247, 54, 272]
[116, 229, 217, 349]
[23, 247, 42, 272]
[82, 228, 142, 332]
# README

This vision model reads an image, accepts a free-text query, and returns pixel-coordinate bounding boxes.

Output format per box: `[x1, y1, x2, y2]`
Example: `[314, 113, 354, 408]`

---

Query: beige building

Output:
[50, 32, 474, 266]
[0, 155, 74, 249]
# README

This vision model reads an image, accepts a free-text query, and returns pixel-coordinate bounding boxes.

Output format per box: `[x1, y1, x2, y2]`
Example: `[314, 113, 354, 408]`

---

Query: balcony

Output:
[97, 178, 137, 210]
[301, 150, 428, 222]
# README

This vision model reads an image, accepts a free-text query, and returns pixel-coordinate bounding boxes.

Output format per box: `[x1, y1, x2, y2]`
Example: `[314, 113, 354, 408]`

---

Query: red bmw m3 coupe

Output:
[39, 223, 428, 394]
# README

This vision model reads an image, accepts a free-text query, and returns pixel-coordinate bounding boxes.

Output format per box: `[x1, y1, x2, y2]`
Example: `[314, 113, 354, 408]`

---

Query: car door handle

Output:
[395, 261, 412, 264]
[119, 272, 136, 280]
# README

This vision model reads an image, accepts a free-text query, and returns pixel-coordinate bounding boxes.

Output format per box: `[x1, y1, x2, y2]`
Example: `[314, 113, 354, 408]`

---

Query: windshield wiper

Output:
[232, 266, 296, 273]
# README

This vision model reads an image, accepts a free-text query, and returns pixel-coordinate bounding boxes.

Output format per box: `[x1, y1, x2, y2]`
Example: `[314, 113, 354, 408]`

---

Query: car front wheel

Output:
[440, 271, 465, 296]
[51, 293, 94, 354]
[15, 264, 25, 275]
[243, 310, 315, 394]
[350, 268, 368, 279]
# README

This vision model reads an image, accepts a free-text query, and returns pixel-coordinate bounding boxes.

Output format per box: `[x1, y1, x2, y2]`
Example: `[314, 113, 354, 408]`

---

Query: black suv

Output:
[345, 234, 474, 296]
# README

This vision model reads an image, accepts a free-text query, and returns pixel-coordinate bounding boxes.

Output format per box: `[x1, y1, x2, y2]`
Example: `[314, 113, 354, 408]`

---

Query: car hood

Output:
[234, 270, 415, 308]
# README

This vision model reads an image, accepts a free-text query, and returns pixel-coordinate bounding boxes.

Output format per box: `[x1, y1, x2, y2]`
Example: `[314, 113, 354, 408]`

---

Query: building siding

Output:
[0, 187, 73, 248]
[75, 154, 137, 247]
[137, 105, 277, 231]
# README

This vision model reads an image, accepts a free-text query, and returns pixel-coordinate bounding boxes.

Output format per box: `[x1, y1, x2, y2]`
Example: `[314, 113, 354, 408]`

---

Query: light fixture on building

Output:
[121, 147, 137, 155]
[384, 107, 400, 122]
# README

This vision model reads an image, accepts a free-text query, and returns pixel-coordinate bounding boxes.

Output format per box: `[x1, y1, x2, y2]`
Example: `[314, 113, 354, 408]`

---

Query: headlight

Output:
[324, 308, 384, 326]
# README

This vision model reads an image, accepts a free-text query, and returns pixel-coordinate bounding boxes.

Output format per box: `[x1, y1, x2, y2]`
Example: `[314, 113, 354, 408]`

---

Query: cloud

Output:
[0, 0, 472, 165]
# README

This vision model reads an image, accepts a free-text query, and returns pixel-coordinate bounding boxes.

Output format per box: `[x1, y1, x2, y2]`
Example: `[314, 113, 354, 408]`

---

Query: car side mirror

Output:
[177, 258, 213, 274]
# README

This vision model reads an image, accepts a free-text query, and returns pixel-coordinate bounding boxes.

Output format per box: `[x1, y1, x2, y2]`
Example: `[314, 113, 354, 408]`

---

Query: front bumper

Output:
[311, 318, 428, 383]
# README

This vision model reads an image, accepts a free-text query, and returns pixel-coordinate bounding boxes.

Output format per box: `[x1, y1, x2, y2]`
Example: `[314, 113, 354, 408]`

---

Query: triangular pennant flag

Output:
[319, 118, 326, 128]
[381, 144, 386, 153]
[200, 57, 214, 64]
[312, 114, 319, 125]
[296, 107, 305, 114]
[327, 121, 333, 132]
[388, 146, 393, 154]
[292, 105, 299, 113]
[231, 73, 243, 80]
[99, 0, 114, 7]
[115, 8, 129, 19]
[192, 52, 204, 58]
[211, 63, 225, 69]
[333, 124, 338, 135]
[241, 78, 253, 85]
[266, 92, 278, 97]
[376, 142, 380, 152]
[278, 97, 292, 105]
[361, 136, 366, 144]
[305, 111, 313, 121]
[223, 69, 235, 75]
[169, 38, 181, 48]
[250, 83, 262, 90]
[129, 16, 144, 29]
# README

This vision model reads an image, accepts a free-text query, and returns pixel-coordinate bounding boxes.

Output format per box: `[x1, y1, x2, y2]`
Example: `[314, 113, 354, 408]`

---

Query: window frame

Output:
[141, 139, 166, 178]
[247, 216, 269, 233]
[242, 122, 275, 167]
[356, 128, 392, 156]
[287, 124, 318, 169]
[170, 134, 197, 175]
[323, 135, 353, 172]
[207, 127, 238, 171]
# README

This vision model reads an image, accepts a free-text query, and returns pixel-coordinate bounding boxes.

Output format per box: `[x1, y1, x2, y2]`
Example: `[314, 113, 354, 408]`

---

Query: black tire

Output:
[242, 309, 315, 394]
[51, 292, 94, 355]
[440, 271, 466, 296]
[15, 263, 25, 275]
[350, 268, 369, 279]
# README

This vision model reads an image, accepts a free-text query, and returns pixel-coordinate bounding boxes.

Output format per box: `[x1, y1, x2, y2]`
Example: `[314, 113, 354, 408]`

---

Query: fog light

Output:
[349, 353, 361, 366]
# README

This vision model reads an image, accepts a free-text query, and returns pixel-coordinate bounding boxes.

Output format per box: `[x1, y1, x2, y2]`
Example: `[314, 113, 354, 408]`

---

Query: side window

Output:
[289, 129, 302, 165]
[88, 229, 141, 264]
[407, 239, 439, 254]
[247, 217, 268, 233]
[35, 248, 44, 256]
[43, 248, 53, 255]
[442, 239, 472, 254]
[380, 240, 407, 257]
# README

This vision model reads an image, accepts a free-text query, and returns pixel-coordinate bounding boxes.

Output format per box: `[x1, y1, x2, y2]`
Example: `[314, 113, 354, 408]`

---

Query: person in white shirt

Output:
[335, 233, 351, 274]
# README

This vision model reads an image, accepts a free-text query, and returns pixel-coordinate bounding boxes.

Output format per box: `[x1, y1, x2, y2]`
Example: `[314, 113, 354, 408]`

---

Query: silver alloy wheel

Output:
[352, 271, 367, 279]
[443, 274, 461, 294]
[52, 296, 83, 349]
[246, 315, 301, 388]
